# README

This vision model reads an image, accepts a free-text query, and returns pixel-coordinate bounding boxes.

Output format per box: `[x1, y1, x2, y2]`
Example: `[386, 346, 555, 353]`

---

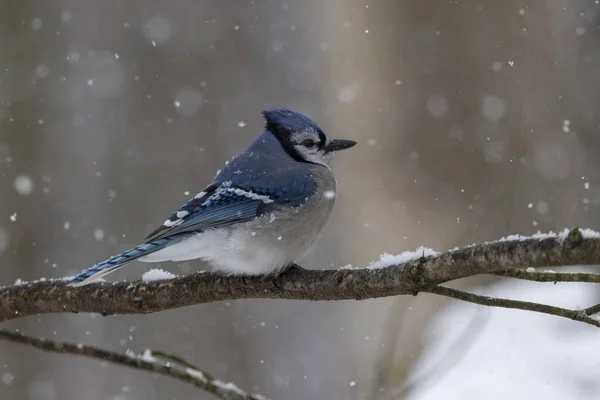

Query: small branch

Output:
[493, 269, 600, 283]
[0, 329, 268, 400]
[584, 303, 600, 316]
[425, 286, 600, 328]
[151, 350, 203, 370]
[1, 228, 599, 323]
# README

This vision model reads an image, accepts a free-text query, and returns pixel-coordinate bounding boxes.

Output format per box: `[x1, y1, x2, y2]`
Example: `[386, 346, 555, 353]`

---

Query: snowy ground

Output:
[410, 278, 600, 400]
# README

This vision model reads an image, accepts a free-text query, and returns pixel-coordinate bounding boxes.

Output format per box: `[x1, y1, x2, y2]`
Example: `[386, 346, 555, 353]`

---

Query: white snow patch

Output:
[360, 229, 600, 272]
[581, 228, 600, 239]
[367, 247, 439, 269]
[185, 367, 206, 381]
[213, 380, 246, 396]
[0, 276, 77, 291]
[130, 349, 158, 363]
[142, 268, 176, 282]
[464, 228, 600, 248]
[498, 229, 573, 242]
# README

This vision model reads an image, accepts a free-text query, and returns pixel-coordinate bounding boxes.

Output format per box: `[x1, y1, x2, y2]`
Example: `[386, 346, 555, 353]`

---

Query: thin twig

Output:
[151, 350, 203, 371]
[584, 303, 600, 316]
[0, 329, 269, 400]
[425, 286, 600, 328]
[493, 269, 600, 283]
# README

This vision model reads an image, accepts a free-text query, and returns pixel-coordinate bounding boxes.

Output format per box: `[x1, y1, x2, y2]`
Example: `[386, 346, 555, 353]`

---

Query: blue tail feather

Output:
[67, 234, 193, 287]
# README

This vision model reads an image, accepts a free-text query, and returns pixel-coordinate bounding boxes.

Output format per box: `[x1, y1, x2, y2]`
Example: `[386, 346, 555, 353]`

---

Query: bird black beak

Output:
[323, 139, 357, 153]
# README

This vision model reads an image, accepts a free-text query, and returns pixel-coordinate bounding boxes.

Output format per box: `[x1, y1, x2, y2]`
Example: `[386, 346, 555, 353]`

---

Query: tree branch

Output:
[425, 286, 600, 328]
[0, 329, 269, 400]
[493, 269, 600, 283]
[0, 228, 599, 324]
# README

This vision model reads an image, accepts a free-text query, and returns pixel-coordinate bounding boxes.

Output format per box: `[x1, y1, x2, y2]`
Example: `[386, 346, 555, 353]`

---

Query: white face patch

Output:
[290, 129, 331, 167]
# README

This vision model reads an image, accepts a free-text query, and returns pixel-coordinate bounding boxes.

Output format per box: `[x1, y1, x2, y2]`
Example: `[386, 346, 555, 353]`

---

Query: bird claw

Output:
[271, 263, 305, 290]
[280, 263, 305, 274]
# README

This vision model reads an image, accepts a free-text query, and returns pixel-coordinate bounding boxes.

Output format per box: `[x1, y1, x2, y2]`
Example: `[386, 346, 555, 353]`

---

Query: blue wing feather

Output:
[145, 183, 273, 241]
[145, 136, 318, 242]
[67, 233, 196, 286]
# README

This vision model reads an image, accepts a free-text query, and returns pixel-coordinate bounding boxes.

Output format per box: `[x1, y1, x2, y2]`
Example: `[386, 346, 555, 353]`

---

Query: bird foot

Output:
[271, 263, 305, 290]
[279, 263, 305, 274]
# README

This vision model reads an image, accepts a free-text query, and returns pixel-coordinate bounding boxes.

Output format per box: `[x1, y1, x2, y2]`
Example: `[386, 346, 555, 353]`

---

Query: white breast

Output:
[139, 227, 290, 274]
[139, 166, 337, 275]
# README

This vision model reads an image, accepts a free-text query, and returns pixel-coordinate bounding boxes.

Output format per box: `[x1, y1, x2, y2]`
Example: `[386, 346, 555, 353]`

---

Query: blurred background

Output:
[1, 1, 600, 399]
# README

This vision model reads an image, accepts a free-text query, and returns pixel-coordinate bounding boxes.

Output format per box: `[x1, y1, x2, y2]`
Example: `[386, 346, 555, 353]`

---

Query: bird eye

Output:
[302, 139, 316, 148]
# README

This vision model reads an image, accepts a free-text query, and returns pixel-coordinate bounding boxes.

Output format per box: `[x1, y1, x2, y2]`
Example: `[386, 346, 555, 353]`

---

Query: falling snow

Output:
[141, 16, 173, 45]
[174, 87, 203, 116]
[426, 94, 449, 118]
[94, 229, 105, 241]
[338, 86, 357, 103]
[0, 226, 8, 255]
[14, 175, 34, 196]
[3, 5, 600, 399]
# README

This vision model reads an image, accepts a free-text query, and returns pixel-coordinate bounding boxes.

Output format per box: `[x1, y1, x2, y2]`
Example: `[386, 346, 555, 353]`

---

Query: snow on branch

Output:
[2, 227, 600, 398]
[1, 228, 600, 324]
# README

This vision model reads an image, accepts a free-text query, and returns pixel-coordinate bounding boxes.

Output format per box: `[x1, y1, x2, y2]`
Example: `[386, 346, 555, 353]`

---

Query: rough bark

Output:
[1, 228, 597, 323]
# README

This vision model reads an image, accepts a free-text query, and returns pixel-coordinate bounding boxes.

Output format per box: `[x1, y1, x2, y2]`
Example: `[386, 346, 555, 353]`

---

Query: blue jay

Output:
[68, 109, 356, 286]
